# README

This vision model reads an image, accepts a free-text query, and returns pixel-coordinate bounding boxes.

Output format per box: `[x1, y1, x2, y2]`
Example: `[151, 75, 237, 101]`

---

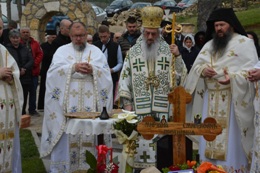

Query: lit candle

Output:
[88, 50, 91, 63]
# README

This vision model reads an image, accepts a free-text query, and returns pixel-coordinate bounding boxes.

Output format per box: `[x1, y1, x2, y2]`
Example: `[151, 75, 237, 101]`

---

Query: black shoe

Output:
[29, 111, 40, 116]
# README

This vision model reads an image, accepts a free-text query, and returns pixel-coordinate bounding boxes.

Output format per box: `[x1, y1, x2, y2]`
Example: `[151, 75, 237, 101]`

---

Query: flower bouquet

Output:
[112, 110, 139, 173]
[162, 160, 198, 173]
[196, 162, 226, 173]
[162, 160, 227, 173]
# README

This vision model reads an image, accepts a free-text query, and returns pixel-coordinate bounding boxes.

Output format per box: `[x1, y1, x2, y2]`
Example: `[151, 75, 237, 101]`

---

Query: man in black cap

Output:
[184, 8, 258, 171]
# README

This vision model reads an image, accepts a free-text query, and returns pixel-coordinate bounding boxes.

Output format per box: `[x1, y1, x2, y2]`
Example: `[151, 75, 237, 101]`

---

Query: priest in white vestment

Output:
[184, 8, 258, 172]
[248, 61, 260, 172]
[117, 6, 187, 170]
[40, 22, 113, 172]
[0, 18, 23, 173]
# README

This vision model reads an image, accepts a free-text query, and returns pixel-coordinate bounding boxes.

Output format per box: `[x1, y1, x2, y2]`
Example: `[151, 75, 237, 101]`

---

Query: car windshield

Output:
[131, 3, 150, 9]
[154, 1, 162, 5]
[180, 0, 189, 3]
[186, 0, 197, 5]
[110, 0, 123, 6]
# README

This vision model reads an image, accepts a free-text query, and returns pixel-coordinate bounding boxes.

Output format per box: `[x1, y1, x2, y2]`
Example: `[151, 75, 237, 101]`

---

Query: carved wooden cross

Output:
[137, 86, 222, 166]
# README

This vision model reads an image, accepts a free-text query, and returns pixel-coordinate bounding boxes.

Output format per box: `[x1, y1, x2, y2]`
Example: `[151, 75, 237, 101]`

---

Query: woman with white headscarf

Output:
[180, 34, 200, 73]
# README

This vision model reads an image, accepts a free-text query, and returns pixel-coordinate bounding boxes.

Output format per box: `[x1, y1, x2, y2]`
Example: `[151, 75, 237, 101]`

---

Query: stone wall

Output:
[20, 0, 98, 43]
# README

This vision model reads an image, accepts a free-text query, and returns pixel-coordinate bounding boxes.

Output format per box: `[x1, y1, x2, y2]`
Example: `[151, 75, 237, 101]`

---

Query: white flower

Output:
[117, 109, 138, 124]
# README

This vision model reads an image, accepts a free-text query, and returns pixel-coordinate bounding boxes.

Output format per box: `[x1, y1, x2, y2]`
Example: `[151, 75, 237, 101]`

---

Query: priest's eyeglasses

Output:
[72, 34, 86, 39]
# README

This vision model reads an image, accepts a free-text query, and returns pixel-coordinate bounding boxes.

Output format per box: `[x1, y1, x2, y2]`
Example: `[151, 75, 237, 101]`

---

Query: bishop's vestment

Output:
[118, 36, 187, 168]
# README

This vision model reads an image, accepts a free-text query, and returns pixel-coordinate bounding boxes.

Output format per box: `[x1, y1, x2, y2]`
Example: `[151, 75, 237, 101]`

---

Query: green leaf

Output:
[86, 150, 97, 170]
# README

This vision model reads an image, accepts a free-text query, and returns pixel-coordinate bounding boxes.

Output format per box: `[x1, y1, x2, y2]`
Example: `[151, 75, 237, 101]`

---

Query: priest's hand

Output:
[0, 67, 13, 80]
[202, 66, 217, 78]
[218, 69, 230, 85]
[248, 68, 260, 82]
[75, 62, 93, 74]
[20, 68, 26, 76]
[169, 44, 180, 57]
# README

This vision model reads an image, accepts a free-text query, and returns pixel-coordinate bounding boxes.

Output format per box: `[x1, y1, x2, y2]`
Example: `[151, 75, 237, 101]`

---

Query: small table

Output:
[65, 118, 116, 144]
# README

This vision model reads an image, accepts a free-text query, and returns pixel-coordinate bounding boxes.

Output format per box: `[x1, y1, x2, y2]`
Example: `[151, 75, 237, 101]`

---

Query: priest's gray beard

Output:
[141, 36, 160, 62]
[73, 42, 86, 51]
[211, 28, 233, 56]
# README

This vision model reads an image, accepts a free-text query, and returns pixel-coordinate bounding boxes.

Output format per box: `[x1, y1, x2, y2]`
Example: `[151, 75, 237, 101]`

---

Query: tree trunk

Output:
[6, 0, 11, 21]
[197, 0, 222, 32]
[17, 0, 22, 21]
[244, 0, 248, 9]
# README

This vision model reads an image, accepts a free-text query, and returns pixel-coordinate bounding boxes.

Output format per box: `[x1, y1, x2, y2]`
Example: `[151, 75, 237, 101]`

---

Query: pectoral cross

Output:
[145, 71, 160, 90]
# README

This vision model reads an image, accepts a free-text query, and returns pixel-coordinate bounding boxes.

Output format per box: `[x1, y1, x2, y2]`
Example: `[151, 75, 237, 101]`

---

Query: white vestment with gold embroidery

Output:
[250, 61, 260, 172]
[0, 45, 23, 173]
[185, 33, 258, 172]
[40, 43, 113, 172]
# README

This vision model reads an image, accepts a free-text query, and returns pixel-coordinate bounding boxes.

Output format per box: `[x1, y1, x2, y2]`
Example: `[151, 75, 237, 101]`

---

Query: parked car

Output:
[177, 0, 189, 7]
[46, 12, 69, 34]
[92, 5, 107, 23]
[129, 2, 152, 10]
[105, 0, 133, 17]
[153, 0, 182, 13]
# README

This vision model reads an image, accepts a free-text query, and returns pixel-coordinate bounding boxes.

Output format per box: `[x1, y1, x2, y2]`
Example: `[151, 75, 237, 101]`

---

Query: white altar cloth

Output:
[65, 118, 116, 135]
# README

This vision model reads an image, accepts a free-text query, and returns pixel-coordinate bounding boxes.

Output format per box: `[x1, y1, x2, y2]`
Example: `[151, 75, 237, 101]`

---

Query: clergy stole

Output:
[129, 54, 171, 115]
[204, 78, 231, 160]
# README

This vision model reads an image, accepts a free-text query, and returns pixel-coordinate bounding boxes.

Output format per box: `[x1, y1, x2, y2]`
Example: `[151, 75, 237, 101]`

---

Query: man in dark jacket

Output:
[51, 19, 72, 54]
[6, 29, 34, 115]
[94, 25, 123, 106]
[118, 17, 141, 61]
[38, 30, 57, 110]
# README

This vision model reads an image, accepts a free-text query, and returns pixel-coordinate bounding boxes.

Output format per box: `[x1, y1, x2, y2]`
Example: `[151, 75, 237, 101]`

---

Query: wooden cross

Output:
[137, 86, 222, 165]
[169, 86, 191, 164]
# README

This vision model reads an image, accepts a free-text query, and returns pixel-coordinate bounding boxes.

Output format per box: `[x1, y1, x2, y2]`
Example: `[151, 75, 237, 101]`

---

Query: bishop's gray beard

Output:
[211, 28, 233, 56]
[73, 42, 86, 51]
[141, 36, 160, 61]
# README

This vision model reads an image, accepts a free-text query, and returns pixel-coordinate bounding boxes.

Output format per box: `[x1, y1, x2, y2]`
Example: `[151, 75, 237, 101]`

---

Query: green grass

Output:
[236, 7, 260, 27]
[176, 4, 260, 36]
[20, 129, 46, 173]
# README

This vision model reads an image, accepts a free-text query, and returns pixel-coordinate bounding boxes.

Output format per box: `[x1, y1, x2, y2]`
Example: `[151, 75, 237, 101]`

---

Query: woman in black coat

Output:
[6, 29, 34, 115]
[180, 34, 200, 73]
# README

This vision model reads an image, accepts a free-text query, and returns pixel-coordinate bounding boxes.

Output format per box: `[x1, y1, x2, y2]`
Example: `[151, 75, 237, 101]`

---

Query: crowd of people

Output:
[0, 5, 259, 173]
